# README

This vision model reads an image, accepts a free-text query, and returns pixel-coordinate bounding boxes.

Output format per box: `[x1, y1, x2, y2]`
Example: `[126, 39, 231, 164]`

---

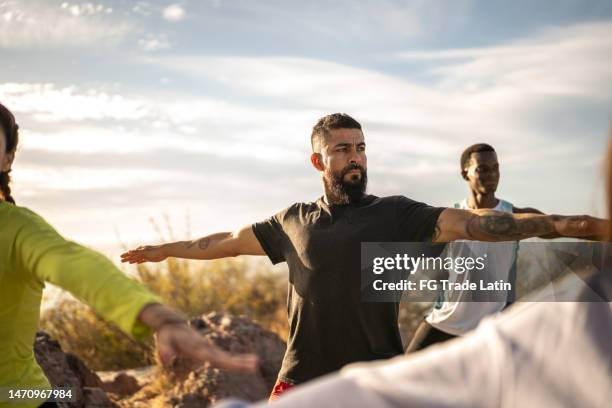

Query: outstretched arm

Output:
[121, 224, 265, 264]
[513, 206, 605, 240]
[432, 208, 608, 243]
[15, 209, 257, 373]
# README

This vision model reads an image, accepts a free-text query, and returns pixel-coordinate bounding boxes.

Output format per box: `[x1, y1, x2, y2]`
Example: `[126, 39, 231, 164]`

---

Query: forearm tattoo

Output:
[466, 211, 554, 241]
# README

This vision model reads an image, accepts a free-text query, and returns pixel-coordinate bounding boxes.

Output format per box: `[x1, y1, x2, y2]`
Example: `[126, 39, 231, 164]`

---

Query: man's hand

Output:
[138, 303, 258, 372]
[121, 225, 265, 263]
[552, 215, 608, 240]
[121, 245, 168, 264]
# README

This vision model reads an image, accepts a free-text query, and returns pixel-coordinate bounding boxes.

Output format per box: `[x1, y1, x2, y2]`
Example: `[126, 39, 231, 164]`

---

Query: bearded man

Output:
[122, 113, 605, 400]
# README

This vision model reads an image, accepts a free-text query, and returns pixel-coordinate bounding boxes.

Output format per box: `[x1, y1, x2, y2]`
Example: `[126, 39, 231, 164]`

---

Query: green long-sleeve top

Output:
[0, 202, 162, 407]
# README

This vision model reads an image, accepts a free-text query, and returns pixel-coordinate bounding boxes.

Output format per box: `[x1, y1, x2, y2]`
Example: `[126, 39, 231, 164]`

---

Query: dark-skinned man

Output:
[407, 143, 561, 351]
[120, 114, 606, 401]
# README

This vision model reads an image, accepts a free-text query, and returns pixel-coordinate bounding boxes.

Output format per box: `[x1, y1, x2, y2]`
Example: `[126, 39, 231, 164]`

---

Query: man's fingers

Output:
[177, 333, 258, 372]
[120, 248, 150, 263]
[214, 353, 258, 373]
[156, 341, 177, 367]
[158, 325, 259, 373]
[158, 350, 177, 367]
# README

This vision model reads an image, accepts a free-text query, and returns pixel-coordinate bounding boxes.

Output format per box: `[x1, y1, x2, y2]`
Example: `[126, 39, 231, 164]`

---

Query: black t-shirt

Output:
[252, 194, 444, 384]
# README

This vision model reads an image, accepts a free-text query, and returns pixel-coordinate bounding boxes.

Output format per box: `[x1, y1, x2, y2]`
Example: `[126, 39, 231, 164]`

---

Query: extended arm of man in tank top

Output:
[121, 224, 266, 264]
[432, 208, 608, 243]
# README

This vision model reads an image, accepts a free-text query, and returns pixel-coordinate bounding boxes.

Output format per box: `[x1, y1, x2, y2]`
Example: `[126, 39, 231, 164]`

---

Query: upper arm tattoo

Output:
[197, 236, 211, 250]
[185, 233, 229, 251]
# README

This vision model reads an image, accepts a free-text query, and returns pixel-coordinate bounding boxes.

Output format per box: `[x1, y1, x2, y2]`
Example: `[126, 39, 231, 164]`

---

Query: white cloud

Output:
[0, 81, 305, 131]
[0, 83, 150, 121]
[162, 4, 185, 22]
[228, 0, 471, 43]
[0, 1, 133, 48]
[8, 15, 609, 173]
[146, 55, 439, 124]
[60, 2, 112, 17]
[14, 164, 192, 191]
[396, 22, 612, 100]
[145, 21, 612, 153]
[138, 33, 171, 51]
[20, 127, 171, 154]
[1, 82, 309, 162]
[152, 22, 612, 111]
[143, 54, 501, 157]
[132, 2, 153, 17]
[17, 125, 303, 162]
[8, 15, 607, 173]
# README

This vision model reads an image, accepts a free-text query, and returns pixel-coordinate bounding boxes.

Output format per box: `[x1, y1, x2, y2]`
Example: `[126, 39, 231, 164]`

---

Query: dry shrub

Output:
[40, 297, 154, 371]
[40, 256, 288, 371]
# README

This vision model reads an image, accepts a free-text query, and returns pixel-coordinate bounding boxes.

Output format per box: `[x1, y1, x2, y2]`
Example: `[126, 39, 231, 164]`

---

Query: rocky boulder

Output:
[33, 331, 117, 407]
[34, 312, 286, 407]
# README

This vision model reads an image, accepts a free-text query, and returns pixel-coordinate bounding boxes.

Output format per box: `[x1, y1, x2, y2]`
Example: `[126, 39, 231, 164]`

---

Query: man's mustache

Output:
[341, 163, 366, 177]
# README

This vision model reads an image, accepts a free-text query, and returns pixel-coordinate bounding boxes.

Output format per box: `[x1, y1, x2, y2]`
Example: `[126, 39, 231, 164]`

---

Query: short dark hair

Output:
[460, 143, 495, 171]
[311, 113, 362, 152]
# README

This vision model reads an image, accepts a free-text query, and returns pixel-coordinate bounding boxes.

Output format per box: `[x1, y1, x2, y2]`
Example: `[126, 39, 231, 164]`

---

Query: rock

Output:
[102, 372, 142, 396]
[162, 313, 286, 407]
[83, 387, 117, 407]
[33, 331, 117, 408]
[66, 353, 105, 388]
[166, 365, 270, 408]
[34, 313, 286, 408]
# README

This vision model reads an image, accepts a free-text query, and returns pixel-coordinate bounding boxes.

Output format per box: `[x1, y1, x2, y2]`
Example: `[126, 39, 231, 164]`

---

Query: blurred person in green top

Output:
[0, 102, 257, 408]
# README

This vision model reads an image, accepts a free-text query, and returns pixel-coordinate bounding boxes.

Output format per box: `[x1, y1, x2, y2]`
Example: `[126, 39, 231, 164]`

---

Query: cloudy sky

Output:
[1, 0, 611, 256]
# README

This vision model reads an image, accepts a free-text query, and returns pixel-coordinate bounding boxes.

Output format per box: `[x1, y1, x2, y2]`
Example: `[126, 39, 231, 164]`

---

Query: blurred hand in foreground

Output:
[139, 303, 258, 373]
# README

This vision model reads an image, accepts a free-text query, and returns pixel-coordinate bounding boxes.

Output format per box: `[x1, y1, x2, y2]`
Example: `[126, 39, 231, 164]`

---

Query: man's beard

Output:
[324, 163, 368, 205]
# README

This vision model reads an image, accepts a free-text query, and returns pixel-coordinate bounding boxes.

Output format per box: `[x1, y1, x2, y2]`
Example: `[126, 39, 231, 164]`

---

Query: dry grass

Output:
[40, 256, 288, 371]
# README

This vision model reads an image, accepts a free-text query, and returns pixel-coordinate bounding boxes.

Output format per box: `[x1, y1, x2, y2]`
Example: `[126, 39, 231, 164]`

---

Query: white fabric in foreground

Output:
[225, 299, 611, 408]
